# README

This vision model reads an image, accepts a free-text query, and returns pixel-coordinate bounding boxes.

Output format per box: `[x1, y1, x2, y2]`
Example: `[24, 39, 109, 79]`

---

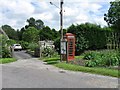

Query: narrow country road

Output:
[1, 51, 119, 88]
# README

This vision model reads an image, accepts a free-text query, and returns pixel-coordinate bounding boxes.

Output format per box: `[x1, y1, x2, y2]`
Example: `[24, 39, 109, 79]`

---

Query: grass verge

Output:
[42, 57, 60, 64]
[55, 63, 119, 77]
[0, 58, 16, 64]
[41, 57, 119, 77]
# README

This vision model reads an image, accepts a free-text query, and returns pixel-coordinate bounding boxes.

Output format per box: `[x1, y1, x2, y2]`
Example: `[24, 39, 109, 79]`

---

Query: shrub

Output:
[83, 51, 96, 60]
[6, 39, 16, 46]
[84, 50, 119, 67]
[27, 43, 39, 51]
[19, 41, 29, 49]
[1, 47, 11, 58]
[102, 53, 119, 66]
[0, 34, 12, 58]
[42, 47, 56, 57]
[85, 60, 97, 67]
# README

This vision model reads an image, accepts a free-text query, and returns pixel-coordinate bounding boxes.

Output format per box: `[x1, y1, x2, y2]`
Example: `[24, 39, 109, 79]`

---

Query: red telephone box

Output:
[63, 33, 75, 62]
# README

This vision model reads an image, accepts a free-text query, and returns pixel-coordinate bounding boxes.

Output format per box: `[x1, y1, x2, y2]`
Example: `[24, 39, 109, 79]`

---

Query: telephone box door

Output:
[65, 33, 75, 61]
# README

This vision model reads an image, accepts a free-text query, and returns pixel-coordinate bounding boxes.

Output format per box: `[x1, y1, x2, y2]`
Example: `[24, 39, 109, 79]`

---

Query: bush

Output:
[6, 39, 16, 46]
[42, 47, 57, 57]
[101, 52, 119, 66]
[1, 47, 11, 58]
[27, 43, 39, 51]
[83, 51, 96, 60]
[84, 50, 120, 67]
[19, 41, 29, 49]
[0, 34, 12, 58]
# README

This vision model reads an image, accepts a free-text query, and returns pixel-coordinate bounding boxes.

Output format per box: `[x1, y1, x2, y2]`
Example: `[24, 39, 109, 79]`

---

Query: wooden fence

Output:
[106, 32, 120, 50]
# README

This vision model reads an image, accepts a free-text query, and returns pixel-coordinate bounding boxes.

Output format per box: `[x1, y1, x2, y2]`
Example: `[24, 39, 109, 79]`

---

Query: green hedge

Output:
[67, 23, 113, 55]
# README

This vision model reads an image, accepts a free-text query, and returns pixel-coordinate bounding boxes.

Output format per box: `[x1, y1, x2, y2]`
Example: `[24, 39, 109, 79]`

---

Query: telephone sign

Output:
[61, 41, 67, 54]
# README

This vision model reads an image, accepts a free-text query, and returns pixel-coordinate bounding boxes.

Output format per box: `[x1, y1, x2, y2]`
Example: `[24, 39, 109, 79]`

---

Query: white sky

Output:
[0, 0, 114, 30]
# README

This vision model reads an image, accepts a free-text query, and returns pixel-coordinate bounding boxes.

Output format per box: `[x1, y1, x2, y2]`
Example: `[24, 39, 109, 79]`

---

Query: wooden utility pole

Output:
[50, 0, 64, 61]
[60, 0, 64, 62]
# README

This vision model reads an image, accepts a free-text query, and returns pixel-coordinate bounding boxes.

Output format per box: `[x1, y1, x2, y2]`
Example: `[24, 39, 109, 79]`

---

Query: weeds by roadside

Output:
[0, 58, 16, 64]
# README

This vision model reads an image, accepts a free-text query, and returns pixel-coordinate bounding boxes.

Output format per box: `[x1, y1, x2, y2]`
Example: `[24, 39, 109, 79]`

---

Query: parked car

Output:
[12, 44, 22, 51]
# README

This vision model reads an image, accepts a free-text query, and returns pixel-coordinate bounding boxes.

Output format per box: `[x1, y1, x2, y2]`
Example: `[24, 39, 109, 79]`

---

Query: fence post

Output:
[11, 46, 14, 57]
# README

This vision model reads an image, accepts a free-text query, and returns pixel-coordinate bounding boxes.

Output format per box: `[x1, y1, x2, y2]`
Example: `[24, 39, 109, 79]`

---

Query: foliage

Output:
[84, 50, 120, 67]
[67, 23, 112, 55]
[35, 19, 44, 30]
[42, 47, 56, 58]
[40, 56, 119, 77]
[22, 27, 39, 43]
[0, 58, 16, 64]
[54, 37, 60, 54]
[52, 29, 60, 40]
[83, 51, 96, 60]
[6, 39, 16, 46]
[27, 17, 44, 30]
[19, 41, 29, 50]
[1, 46, 11, 58]
[17, 28, 26, 41]
[104, 0, 120, 33]
[55, 62, 119, 77]
[27, 43, 39, 51]
[39, 26, 56, 40]
[0, 34, 8, 46]
[2, 25, 18, 40]
[0, 34, 12, 58]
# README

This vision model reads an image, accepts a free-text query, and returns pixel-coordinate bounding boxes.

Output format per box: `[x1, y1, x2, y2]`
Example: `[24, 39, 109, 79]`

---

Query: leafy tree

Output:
[39, 26, 54, 40]
[104, 0, 120, 33]
[27, 17, 36, 28]
[35, 19, 44, 30]
[17, 27, 26, 40]
[6, 39, 16, 46]
[52, 28, 60, 40]
[22, 27, 39, 43]
[27, 17, 44, 30]
[58, 29, 67, 36]
[2, 25, 18, 40]
[19, 41, 29, 50]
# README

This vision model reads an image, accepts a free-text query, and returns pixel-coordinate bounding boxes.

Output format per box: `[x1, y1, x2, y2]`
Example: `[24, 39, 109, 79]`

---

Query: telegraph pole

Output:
[60, 0, 63, 40]
[50, 0, 64, 62]
[60, 0, 64, 62]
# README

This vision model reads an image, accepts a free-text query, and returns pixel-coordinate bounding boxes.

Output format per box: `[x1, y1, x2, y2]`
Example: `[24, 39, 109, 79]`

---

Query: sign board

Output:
[61, 41, 67, 54]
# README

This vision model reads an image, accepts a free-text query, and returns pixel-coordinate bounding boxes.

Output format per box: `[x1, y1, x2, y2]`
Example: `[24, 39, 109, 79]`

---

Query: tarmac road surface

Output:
[1, 51, 119, 88]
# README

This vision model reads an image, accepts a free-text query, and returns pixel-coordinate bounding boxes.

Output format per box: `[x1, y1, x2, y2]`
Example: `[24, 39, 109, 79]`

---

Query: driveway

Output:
[1, 51, 119, 88]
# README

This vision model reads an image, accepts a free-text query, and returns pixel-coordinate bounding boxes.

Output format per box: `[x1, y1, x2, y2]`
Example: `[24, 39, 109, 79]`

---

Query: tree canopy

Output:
[39, 26, 60, 40]
[2, 25, 18, 40]
[27, 17, 44, 30]
[22, 27, 39, 43]
[104, 0, 120, 32]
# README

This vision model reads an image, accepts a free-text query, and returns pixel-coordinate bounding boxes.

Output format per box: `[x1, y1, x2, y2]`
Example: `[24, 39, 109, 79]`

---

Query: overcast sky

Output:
[0, 0, 114, 30]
